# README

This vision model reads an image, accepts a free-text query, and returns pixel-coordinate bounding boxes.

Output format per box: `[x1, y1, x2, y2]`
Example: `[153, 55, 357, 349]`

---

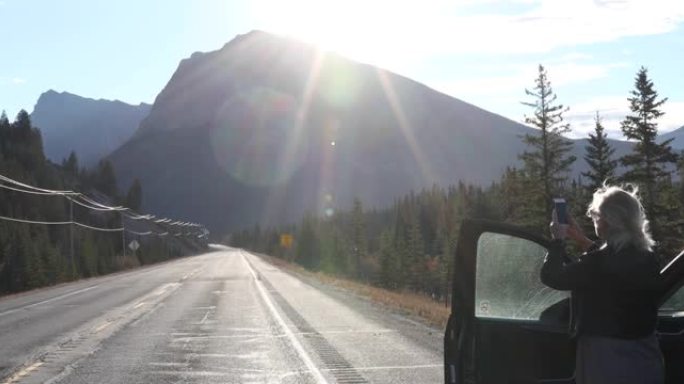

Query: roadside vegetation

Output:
[257, 251, 451, 328]
[0, 111, 206, 294]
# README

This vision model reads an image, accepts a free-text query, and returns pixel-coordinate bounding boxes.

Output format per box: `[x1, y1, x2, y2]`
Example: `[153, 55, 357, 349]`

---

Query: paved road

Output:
[0, 246, 443, 384]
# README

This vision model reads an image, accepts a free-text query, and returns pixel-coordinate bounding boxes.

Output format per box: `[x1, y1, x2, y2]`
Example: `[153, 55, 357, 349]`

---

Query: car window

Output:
[660, 285, 684, 316]
[475, 232, 569, 320]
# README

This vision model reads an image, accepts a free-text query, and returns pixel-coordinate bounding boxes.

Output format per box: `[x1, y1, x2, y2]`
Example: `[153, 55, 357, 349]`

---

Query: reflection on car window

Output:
[475, 232, 568, 320]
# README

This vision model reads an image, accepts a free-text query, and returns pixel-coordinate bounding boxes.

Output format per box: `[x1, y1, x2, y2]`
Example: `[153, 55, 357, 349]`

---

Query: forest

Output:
[0, 110, 207, 293]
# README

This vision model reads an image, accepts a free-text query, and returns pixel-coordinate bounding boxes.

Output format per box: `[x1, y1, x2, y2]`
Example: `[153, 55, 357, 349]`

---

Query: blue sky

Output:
[1, 0, 683, 139]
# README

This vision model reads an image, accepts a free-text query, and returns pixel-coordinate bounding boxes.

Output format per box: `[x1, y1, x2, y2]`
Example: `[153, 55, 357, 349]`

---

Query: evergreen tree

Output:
[350, 198, 366, 278]
[619, 66, 678, 241]
[94, 160, 118, 197]
[519, 65, 576, 231]
[125, 178, 143, 211]
[63, 151, 79, 177]
[582, 112, 617, 193]
[378, 229, 396, 288]
[296, 215, 319, 270]
[498, 167, 527, 223]
[0, 111, 9, 156]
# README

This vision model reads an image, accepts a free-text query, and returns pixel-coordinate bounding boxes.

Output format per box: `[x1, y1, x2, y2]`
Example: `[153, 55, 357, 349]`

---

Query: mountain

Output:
[109, 30, 631, 234]
[31, 90, 151, 166]
[658, 125, 684, 151]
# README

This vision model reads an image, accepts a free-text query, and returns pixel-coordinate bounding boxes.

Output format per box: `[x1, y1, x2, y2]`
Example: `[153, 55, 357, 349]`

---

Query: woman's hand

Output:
[550, 209, 568, 240]
[565, 215, 594, 252]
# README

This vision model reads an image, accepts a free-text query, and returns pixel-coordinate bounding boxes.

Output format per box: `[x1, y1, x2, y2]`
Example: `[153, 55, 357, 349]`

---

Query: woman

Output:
[541, 184, 664, 384]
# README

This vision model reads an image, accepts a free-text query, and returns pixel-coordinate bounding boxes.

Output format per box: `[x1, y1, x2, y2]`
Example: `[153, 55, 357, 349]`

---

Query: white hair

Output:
[586, 183, 655, 252]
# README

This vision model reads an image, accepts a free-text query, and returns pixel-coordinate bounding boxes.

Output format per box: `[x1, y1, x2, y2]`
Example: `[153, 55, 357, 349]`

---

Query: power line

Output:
[0, 183, 66, 196]
[0, 214, 125, 232]
[72, 221, 124, 232]
[125, 229, 153, 236]
[0, 175, 77, 195]
[67, 195, 125, 212]
[0, 172, 208, 239]
[0, 214, 72, 225]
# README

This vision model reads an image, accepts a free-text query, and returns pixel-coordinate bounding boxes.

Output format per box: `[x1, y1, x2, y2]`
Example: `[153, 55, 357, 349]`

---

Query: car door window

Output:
[475, 231, 569, 320]
[660, 286, 684, 316]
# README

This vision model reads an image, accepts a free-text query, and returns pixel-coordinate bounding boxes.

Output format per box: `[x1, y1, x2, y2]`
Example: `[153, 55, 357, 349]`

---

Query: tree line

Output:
[0, 110, 203, 293]
[231, 65, 684, 299]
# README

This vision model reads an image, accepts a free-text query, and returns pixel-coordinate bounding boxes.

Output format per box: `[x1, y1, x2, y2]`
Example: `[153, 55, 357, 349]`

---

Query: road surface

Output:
[0, 246, 443, 383]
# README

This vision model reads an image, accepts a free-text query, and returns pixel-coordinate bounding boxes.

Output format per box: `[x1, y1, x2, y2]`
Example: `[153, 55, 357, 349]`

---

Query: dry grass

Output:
[256, 253, 451, 329]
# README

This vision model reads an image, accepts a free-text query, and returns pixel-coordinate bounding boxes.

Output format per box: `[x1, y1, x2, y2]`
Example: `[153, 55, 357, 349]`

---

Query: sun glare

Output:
[250, 0, 425, 69]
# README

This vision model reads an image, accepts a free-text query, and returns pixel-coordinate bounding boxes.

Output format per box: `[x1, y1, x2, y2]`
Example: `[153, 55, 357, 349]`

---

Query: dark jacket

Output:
[541, 240, 662, 339]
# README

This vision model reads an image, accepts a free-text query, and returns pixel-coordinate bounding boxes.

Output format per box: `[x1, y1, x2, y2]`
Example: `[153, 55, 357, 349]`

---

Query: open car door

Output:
[444, 219, 684, 384]
[444, 219, 574, 384]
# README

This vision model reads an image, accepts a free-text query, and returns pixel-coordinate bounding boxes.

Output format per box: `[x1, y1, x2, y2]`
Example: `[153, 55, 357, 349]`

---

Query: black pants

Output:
[576, 334, 664, 384]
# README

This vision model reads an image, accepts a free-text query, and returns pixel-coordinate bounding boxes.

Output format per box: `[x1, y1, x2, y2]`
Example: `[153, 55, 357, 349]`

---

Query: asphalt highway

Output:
[0, 246, 443, 383]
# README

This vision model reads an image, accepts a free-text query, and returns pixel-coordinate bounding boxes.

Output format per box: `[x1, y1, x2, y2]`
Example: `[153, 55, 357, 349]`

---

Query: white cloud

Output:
[566, 96, 684, 139]
[11, 77, 26, 85]
[438, 59, 625, 98]
[404, 0, 684, 55]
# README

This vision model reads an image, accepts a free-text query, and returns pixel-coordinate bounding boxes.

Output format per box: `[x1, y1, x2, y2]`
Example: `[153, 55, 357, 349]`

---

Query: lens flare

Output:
[318, 57, 362, 110]
[210, 87, 308, 187]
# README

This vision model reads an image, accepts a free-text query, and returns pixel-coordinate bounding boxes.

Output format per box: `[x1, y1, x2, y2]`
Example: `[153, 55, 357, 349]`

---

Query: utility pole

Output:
[70, 199, 75, 278]
[120, 212, 126, 261]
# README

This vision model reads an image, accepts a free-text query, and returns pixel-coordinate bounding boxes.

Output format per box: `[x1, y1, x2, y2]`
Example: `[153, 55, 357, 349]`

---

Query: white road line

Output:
[200, 309, 211, 324]
[1, 361, 44, 384]
[326, 364, 442, 372]
[0, 285, 99, 318]
[241, 251, 329, 384]
[94, 321, 111, 333]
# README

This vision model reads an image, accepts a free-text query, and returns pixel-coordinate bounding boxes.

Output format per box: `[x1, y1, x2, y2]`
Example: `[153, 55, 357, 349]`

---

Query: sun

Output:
[249, 0, 423, 70]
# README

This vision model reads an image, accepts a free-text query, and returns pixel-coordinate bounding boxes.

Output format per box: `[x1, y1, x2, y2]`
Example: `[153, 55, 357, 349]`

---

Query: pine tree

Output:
[519, 65, 576, 231]
[620, 66, 678, 241]
[125, 179, 143, 211]
[350, 198, 366, 278]
[296, 215, 319, 270]
[378, 229, 396, 288]
[0, 111, 10, 156]
[582, 112, 617, 193]
[63, 151, 79, 177]
[94, 160, 118, 198]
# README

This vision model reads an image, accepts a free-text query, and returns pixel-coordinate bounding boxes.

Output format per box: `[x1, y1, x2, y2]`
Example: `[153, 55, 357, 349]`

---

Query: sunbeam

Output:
[376, 69, 437, 185]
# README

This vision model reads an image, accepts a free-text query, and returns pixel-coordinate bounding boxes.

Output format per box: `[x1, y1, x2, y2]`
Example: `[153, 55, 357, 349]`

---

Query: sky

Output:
[1, 0, 683, 140]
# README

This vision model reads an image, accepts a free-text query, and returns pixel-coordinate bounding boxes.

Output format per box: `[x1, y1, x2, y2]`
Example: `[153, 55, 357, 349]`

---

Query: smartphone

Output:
[553, 198, 568, 224]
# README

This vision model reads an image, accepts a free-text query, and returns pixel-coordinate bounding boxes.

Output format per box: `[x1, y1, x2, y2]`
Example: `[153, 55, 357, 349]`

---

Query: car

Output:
[444, 218, 684, 384]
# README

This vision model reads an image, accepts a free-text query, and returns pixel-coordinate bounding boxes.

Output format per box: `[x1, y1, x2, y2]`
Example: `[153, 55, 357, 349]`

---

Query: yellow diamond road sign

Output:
[280, 234, 293, 249]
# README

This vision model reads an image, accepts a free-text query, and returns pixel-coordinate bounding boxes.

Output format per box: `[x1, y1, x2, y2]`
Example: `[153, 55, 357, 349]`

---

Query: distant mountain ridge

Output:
[109, 30, 638, 233]
[658, 125, 684, 151]
[31, 90, 151, 166]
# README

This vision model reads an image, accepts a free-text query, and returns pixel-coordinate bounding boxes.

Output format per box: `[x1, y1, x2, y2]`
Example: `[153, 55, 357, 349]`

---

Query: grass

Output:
[256, 253, 451, 329]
